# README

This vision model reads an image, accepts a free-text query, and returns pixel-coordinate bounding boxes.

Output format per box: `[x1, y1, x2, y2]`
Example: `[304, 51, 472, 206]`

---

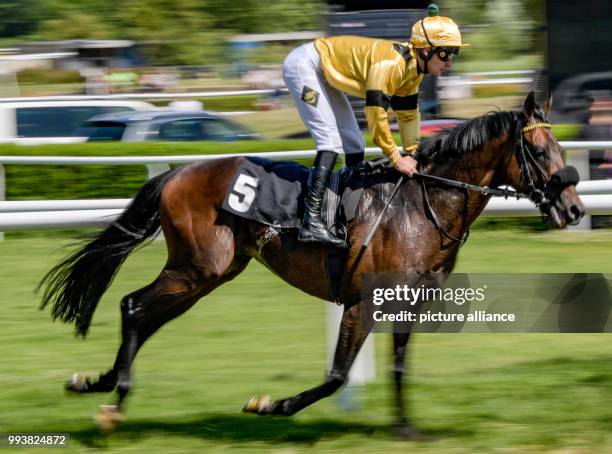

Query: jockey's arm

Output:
[364, 61, 403, 166]
[394, 105, 420, 155]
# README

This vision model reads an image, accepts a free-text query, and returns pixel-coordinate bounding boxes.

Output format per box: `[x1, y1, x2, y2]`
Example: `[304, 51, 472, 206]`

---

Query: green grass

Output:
[240, 107, 307, 139]
[0, 139, 316, 157]
[2, 231, 612, 453]
[152, 95, 260, 112]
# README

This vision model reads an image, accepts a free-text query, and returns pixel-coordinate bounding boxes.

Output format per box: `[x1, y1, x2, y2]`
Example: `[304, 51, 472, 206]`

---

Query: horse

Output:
[40, 92, 584, 434]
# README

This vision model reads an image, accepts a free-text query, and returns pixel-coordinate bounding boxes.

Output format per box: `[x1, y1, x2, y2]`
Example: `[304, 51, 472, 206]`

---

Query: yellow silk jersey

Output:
[314, 36, 423, 165]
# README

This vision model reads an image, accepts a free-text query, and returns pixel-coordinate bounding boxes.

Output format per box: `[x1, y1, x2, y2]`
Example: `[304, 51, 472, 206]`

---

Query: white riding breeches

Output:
[282, 42, 365, 157]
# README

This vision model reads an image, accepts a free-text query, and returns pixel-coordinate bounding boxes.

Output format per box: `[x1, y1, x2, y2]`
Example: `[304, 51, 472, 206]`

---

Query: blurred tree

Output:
[203, 0, 324, 34]
[523, 0, 546, 25]
[6, 0, 323, 65]
[445, 0, 536, 63]
[444, 0, 489, 24]
[107, 0, 225, 65]
[37, 12, 115, 39]
[0, 0, 46, 38]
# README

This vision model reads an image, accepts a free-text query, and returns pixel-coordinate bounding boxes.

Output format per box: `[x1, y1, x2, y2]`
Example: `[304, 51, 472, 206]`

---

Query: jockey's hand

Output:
[394, 155, 418, 177]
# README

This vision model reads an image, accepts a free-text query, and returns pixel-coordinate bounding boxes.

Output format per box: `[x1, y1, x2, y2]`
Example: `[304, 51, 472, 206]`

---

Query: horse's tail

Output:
[39, 169, 177, 337]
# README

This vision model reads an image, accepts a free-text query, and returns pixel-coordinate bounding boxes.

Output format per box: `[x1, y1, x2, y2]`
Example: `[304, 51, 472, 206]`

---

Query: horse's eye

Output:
[534, 147, 547, 160]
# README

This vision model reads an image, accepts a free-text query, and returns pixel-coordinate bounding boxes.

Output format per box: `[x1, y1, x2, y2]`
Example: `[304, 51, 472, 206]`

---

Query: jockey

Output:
[282, 9, 468, 247]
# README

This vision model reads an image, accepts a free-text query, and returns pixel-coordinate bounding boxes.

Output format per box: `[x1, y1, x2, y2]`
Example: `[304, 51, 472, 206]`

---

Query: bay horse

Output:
[40, 92, 584, 434]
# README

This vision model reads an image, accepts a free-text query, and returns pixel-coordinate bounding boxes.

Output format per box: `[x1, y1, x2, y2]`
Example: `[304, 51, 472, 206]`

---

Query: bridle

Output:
[418, 118, 580, 243]
[513, 120, 579, 210]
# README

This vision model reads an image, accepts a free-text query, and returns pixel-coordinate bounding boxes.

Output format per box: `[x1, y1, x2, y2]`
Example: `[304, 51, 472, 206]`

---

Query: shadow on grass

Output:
[68, 414, 474, 448]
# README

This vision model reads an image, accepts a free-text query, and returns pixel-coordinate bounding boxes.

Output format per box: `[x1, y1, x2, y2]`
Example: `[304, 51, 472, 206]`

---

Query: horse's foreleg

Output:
[245, 301, 372, 416]
[392, 331, 422, 438]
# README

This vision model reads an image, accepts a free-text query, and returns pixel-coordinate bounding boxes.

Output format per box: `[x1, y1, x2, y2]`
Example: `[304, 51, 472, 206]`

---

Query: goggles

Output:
[434, 47, 459, 61]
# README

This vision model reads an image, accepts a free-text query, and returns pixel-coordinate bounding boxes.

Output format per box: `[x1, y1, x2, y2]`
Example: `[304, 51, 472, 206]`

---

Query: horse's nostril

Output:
[569, 204, 584, 220]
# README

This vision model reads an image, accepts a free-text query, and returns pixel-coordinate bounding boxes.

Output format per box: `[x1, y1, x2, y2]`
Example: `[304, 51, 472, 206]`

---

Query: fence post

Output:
[0, 164, 5, 240]
[146, 163, 171, 179]
[327, 303, 376, 410]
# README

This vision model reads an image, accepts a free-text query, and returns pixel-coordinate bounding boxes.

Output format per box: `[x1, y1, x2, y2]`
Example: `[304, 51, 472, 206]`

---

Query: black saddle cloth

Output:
[221, 156, 395, 229]
[221, 157, 308, 228]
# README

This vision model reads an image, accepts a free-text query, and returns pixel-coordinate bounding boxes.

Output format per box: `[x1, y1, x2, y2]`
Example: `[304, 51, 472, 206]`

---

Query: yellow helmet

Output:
[410, 16, 469, 49]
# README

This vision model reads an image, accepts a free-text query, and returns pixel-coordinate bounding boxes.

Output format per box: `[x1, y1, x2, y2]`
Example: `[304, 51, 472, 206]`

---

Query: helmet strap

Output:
[417, 48, 433, 74]
[417, 18, 436, 74]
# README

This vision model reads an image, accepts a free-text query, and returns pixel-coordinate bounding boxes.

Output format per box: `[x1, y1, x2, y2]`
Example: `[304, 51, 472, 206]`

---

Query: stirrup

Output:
[298, 224, 345, 247]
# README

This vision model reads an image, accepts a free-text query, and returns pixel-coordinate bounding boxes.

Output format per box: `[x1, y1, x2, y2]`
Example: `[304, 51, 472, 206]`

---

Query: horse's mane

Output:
[415, 110, 518, 164]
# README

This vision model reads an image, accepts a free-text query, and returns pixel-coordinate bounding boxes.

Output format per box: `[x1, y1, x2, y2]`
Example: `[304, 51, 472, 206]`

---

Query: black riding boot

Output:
[299, 150, 345, 247]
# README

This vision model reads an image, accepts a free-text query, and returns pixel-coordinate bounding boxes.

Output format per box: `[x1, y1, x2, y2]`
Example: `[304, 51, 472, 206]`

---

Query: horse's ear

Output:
[523, 91, 537, 117]
[542, 92, 553, 116]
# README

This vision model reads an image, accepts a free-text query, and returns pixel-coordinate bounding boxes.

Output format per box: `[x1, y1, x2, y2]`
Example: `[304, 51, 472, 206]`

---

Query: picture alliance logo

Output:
[372, 284, 488, 306]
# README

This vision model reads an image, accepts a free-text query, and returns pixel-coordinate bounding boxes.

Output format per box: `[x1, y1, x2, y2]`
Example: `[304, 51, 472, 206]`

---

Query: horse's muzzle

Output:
[540, 166, 585, 228]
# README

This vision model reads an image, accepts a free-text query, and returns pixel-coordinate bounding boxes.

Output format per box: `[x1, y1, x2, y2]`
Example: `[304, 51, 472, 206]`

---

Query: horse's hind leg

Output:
[64, 280, 161, 395]
[92, 256, 249, 431]
[244, 301, 373, 416]
[65, 278, 161, 395]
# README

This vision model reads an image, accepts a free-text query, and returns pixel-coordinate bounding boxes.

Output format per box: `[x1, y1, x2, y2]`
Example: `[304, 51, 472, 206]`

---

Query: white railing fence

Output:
[0, 142, 610, 230]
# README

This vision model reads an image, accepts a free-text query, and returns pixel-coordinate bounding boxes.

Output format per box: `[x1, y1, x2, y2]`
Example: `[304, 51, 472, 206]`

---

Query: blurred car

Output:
[551, 72, 612, 123]
[409, 118, 465, 137]
[285, 118, 465, 140]
[0, 100, 156, 145]
[77, 111, 259, 142]
[387, 117, 465, 137]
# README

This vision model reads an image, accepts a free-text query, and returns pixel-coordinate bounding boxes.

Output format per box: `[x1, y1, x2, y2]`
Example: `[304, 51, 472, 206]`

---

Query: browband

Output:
[522, 122, 552, 133]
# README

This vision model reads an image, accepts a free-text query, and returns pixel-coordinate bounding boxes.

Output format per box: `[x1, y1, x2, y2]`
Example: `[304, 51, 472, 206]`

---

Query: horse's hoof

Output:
[65, 373, 90, 393]
[243, 395, 272, 415]
[94, 405, 124, 433]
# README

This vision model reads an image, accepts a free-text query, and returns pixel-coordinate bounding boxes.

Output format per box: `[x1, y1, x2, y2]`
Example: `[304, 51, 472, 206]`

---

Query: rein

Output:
[415, 172, 527, 199]
[418, 176, 470, 244]
[417, 121, 553, 201]
[417, 120, 568, 244]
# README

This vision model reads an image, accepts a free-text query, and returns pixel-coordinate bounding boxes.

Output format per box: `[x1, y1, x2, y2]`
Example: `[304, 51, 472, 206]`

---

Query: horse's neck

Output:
[416, 139, 512, 234]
